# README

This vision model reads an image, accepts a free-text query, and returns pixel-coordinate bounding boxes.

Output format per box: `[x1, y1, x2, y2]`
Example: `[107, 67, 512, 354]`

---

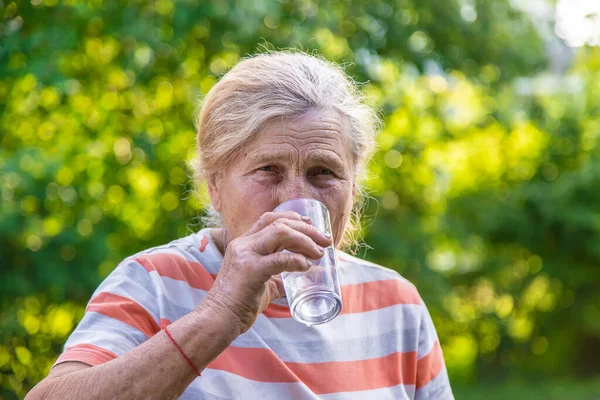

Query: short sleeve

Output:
[53, 258, 162, 367]
[414, 302, 455, 400]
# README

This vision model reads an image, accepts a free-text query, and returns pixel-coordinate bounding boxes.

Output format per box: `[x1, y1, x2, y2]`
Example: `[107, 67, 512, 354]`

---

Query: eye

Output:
[258, 165, 276, 172]
[313, 167, 334, 176]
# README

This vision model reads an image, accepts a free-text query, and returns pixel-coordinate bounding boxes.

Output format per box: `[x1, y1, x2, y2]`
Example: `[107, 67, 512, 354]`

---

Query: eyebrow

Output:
[244, 150, 293, 166]
[307, 151, 346, 170]
[244, 149, 346, 170]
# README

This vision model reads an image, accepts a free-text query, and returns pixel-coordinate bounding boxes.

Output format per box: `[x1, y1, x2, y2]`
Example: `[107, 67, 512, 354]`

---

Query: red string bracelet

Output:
[164, 325, 202, 377]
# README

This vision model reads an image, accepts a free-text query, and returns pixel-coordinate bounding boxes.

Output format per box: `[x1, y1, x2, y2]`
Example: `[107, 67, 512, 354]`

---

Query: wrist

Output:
[195, 293, 245, 339]
[160, 299, 242, 379]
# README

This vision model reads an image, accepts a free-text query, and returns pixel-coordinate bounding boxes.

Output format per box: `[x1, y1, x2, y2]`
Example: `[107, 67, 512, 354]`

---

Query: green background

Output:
[2, 0, 600, 398]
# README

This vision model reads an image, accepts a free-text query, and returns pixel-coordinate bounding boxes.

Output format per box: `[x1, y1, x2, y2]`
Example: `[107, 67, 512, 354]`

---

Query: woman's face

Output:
[208, 108, 356, 247]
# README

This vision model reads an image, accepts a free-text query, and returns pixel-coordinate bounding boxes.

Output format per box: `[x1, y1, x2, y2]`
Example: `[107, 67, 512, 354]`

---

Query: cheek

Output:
[320, 183, 354, 246]
[334, 198, 354, 246]
[248, 178, 280, 209]
[222, 177, 279, 238]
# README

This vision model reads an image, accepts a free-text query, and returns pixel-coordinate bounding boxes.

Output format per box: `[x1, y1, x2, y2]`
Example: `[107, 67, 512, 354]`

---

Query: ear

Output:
[207, 174, 222, 212]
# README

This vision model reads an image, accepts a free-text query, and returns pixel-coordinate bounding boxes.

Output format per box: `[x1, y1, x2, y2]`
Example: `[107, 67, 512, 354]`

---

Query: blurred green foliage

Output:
[453, 380, 600, 400]
[1, 0, 599, 398]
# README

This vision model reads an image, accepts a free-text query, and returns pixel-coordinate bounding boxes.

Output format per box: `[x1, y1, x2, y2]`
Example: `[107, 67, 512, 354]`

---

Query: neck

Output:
[209, 228, 228, 256]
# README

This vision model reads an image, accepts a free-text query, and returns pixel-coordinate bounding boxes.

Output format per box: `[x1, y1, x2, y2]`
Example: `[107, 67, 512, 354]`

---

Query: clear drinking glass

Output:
[274, 198, 342, 326]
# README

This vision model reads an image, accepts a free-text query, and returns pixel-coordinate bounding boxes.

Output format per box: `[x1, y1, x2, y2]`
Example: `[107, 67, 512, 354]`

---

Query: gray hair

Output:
[189, 50, 380, 251]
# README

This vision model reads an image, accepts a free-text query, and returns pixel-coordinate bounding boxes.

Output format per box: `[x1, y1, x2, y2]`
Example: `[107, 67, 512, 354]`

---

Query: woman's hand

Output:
[202, 211, 333, 333]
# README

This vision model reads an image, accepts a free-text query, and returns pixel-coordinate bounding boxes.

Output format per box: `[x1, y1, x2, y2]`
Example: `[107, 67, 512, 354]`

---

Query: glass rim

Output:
[273, 198, 327, 212]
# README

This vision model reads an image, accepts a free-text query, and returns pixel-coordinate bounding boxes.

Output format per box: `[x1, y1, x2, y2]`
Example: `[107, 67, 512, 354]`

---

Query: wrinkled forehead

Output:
[249, 109, 354, 160]
[282, 109, 349, 134]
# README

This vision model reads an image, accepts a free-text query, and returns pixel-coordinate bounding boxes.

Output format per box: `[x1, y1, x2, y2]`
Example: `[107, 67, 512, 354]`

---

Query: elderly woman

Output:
[28, 51, 453, 399]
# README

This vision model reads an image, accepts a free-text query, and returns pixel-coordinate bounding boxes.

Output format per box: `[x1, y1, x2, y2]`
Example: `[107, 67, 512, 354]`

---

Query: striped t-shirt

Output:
[55, 228, 454, 399]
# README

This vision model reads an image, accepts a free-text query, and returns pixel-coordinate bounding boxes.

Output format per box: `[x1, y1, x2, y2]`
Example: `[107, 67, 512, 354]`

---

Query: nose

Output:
[278, 174, 315, 204]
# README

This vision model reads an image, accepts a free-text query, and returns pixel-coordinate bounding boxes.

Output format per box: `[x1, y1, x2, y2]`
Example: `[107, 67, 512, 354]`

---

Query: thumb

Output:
[271, 275, 285, 299]
[263, 275, 286, 306]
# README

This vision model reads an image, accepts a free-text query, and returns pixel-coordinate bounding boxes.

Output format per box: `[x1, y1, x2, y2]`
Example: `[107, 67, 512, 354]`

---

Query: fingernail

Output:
[306, 258, 313, 267]
[324, 231, 331, 238]
[301, 216, 311, 222]
[317, 246, 324, 253]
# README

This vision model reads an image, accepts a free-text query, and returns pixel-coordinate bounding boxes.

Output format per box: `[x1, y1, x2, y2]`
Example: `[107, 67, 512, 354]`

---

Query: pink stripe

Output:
[199, 235, 209, 252]
[55, 344, 118, 367]
[134, 253, 215, 291]
[208, 345, 420, 394]
[416, 340, 445, 389]
[263, 279, 421, 318]
[87, 292, 160, 338]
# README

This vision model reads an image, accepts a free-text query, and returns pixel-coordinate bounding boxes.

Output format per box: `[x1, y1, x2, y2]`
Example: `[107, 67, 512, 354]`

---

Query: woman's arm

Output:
[26, 299, 242, 400]
[27, 211, 331, 399]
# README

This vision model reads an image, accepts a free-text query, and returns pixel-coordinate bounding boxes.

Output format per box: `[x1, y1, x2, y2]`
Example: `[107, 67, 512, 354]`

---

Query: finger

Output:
[252, 220, 328, 258]
[277, 219, 332, 248]
[244, 211, 309, 236]
[255, 218, 332, 252]
[258, 251, 313, 278]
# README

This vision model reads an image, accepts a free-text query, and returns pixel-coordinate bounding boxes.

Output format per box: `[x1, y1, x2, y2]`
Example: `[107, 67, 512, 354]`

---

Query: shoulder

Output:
[337, 251, 415, 286]
[110, 229, 220, 281]
[128, 230, 210, 259]
[337, 250, 424, 306]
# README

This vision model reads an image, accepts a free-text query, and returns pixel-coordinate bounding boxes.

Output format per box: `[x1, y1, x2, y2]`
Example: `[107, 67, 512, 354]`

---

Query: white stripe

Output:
[417, 307, 440, 360]
[149, 273, 208, 310]
[64, 312, 147, 356]
[169, 231, 205, 250]
[320, 383, 415, 400]
[337, 262, 401, 285]
[234, 326, 420, 363]
[189, 368, 319, 400]
[253, 303, 422, 341]
[417, 334, 439, 361]
[337, 256, 409, 285]
[414, 366, 454, 399]
[178, 383, 230, 400]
